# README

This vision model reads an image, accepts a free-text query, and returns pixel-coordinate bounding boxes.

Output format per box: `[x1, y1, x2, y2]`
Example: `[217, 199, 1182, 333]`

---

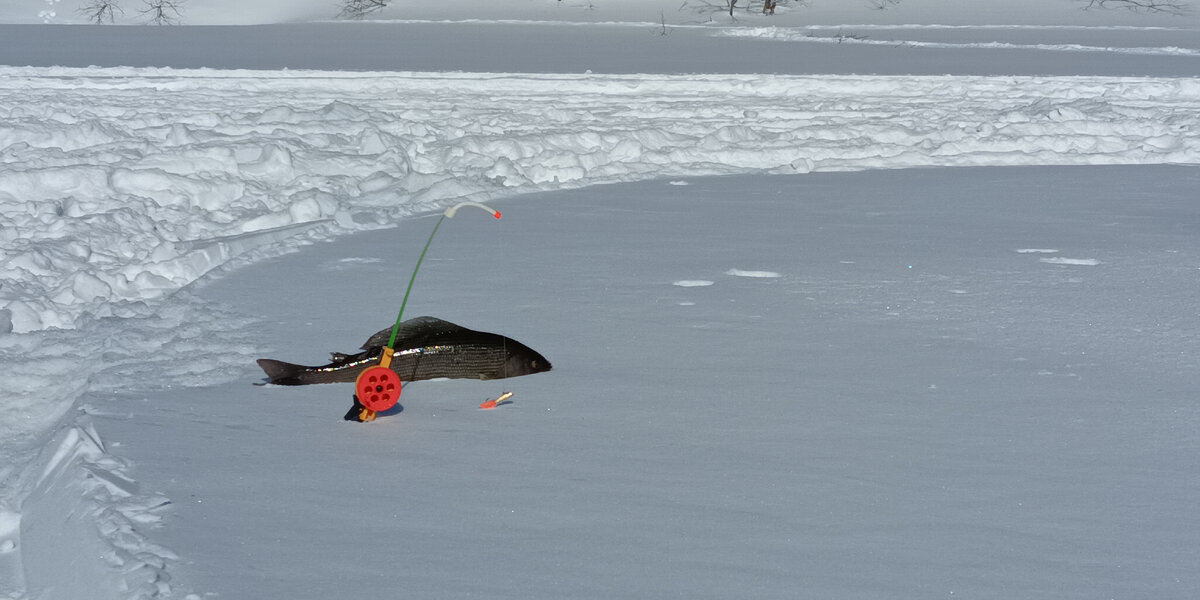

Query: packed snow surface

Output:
[1, 2, 1199, 599]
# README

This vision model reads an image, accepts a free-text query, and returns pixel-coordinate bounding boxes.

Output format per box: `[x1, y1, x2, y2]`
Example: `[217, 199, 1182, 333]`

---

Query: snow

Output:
[726, 268, 782, 278]
[1, 1, 1199, 599]
[3, 68, 1196, 334]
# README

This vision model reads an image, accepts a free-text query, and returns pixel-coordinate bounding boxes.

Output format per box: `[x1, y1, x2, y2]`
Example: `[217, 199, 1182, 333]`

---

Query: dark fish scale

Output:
[257, 316, 551, 386]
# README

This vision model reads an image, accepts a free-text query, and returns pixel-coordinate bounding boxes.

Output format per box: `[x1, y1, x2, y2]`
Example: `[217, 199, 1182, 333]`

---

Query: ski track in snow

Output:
[1, 65, 1199, 599]
[7, 422, 177, 599]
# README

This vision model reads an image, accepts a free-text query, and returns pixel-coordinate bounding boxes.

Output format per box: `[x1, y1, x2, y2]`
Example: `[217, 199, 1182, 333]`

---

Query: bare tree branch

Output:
[677, 0, 804, 18]
[337, 0, 390, 20]
[140, 0, 185, 25]
[681, 0, 811, 20]
[1078, 0, 1192, 14]
[79, 0, 123, 24]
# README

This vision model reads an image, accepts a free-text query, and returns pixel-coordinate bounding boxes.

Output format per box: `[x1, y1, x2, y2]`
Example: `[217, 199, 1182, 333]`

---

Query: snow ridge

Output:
[2, 68, 1197, 336]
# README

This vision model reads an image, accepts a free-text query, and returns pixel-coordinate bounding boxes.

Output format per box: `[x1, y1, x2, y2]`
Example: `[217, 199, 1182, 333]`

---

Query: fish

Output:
[257, 316, 551, 386]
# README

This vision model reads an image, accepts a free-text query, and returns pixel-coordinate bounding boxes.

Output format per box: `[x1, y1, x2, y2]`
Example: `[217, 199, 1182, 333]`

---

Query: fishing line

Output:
[386, 201, 502, 351]
[482, 218, 512, 410]
[499, 216, 509, 390]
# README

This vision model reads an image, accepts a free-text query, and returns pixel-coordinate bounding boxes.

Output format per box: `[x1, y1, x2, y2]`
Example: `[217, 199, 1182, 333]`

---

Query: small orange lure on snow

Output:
[480, 392, 514, 410]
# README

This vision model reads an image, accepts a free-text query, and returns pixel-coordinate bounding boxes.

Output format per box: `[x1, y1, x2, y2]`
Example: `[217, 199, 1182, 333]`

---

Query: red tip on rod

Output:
[444, 201, 501, 219]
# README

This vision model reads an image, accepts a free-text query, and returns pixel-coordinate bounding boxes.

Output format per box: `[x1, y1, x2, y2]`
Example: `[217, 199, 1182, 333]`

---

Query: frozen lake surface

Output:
[1, 2, 1198, 598]
[0, 21, 1197, 76]
[95, 167, 1200, 600]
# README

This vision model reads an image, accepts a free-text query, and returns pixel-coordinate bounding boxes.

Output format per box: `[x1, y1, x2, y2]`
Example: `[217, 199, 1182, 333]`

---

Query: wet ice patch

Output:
[726, 268, 781, 278]
[1040, 257, 1101, 266]
[1016, 248, 1060, 254]
[673, 280, 714, 287]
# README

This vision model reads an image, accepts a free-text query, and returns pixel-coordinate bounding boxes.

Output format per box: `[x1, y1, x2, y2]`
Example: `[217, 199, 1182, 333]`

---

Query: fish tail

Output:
[257, 358, 361, 385]
[257, 358, 312, 386]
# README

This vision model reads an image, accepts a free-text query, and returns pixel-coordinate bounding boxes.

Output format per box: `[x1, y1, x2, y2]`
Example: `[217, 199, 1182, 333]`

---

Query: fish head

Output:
[501, 339, 552, 378]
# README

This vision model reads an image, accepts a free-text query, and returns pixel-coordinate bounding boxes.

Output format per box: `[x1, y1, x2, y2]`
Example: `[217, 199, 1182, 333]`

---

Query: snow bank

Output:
[2, 67, 1197, 337]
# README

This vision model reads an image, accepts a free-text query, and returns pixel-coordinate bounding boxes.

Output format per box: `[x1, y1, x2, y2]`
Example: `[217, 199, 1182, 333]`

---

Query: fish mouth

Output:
[505, 351, 551, 378]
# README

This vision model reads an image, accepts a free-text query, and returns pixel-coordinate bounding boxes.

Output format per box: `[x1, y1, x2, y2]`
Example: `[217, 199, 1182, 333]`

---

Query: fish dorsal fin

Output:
[360, 316, 470, 350]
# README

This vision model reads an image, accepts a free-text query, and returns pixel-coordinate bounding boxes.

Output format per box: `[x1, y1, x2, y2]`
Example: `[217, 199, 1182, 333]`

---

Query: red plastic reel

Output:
[355, 366, 402, 412]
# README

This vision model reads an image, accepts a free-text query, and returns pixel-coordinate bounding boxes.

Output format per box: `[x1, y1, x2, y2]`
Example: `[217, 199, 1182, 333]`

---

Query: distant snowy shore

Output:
[1, 0, 1196, 27]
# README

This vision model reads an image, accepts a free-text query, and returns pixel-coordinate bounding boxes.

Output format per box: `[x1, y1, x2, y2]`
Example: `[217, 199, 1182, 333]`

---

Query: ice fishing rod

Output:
[387, 201, 502, 349]
[352, 201, 502, 422]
